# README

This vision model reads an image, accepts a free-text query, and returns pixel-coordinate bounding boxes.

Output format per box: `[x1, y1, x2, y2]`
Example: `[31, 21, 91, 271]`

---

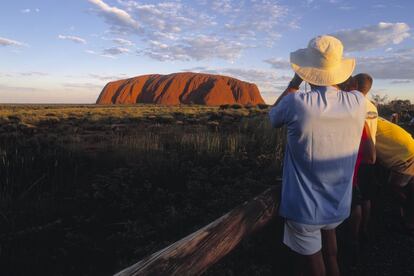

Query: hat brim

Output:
[290, 49, 355, 86]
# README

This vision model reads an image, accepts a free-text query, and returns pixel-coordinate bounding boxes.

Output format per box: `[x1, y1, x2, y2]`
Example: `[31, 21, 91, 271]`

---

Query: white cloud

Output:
[88, 0, 291, 61]
[103, 47, 130, 55]
[264, 58, 291, 70]
[88, 73, 129, 82]
[332, 22, 410, 52]
[0, 72, 13, 78]
[88, 0, 141, 33]
[372, 4, 386, 9]
[356, 52, 414, 80]
[86, 47, 130, 58]
[394, 47, 414, 55]
[141, 35, 247, 61]
[58, 35, 87, 44]
[20, 8, 40, 13]
[0, 71, 49, 78]
[0, 84, 98, 104]
[62, 82, 103, 89]
[391, 80, 411, 84]
[19, 71, 49, 77]
[0, 37, 26, 47]
[338, 5, 354, 10]
[112, 38, 134, 46]
[182, 66, 291, 99]
[122, 1, 204, 34]
[85, 49, 116, 59]
[85, 49, 98, 55]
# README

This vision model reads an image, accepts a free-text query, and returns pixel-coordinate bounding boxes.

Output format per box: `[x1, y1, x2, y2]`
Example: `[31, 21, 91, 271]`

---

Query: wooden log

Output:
[115, 186, 280, 276]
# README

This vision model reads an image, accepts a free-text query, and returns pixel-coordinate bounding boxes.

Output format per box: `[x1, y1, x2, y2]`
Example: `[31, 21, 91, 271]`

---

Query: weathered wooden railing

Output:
[115, 186, 280, 276]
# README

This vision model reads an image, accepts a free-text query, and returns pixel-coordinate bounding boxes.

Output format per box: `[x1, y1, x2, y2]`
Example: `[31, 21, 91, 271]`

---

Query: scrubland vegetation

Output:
[0, 104, 285, 275]
[1, 103, 413, 276]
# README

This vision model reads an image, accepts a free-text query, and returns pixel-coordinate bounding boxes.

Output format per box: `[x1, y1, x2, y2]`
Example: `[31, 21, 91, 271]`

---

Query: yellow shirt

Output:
[376, 117, 414, 168]
[366, 100, 378, 144]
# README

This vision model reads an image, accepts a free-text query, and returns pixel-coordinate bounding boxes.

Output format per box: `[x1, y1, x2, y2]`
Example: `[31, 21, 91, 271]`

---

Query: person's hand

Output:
[288, 74, 303, 90]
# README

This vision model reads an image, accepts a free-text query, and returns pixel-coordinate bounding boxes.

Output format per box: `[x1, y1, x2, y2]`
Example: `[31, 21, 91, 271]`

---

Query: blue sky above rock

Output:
[0, 0, 413, 103]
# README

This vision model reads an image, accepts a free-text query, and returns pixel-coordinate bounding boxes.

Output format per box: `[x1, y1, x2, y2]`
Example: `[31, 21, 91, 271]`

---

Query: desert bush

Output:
[219, 104, 231, 110]
[7, 115, 20, 122]
[0, 104, 286, 276]
[231, 104, 243, 109]
[257, 103, 269, 110]
[156, 115, 175, 124]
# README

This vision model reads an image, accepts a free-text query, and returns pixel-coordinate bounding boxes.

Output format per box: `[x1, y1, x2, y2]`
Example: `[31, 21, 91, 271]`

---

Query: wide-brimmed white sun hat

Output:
[290, 35, 355, 86]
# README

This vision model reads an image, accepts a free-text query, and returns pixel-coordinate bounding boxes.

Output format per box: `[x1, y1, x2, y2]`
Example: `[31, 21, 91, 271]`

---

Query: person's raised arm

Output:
[272, 74, 303, 107]
[269, 74, 302, 128]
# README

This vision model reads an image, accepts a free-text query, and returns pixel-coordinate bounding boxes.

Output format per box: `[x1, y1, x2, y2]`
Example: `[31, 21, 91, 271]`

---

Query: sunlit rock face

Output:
[96, 72, 265, 105]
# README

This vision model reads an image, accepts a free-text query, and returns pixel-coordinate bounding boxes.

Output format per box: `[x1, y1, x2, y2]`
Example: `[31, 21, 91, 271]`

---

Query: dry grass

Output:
[0, 104, 266, 125]
[0, 103, 285, 276]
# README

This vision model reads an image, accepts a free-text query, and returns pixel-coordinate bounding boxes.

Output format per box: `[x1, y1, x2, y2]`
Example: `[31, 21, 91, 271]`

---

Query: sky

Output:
[0, 0, 413, 104]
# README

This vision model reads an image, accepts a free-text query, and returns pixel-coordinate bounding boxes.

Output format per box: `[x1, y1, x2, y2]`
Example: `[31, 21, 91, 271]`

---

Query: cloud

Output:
[356, 55, 414, 80]
[141, 35, 247, 61]
[372, 4, 386, 9]
[62, 82, 103, 89]
[86, 47, 130, 58]
[0, 71, 48, 78]
[394, 47, 414, 55]
[85, 49, 116, 59]
[88, 73, 129, 82]
[0, 37, 26, 47]
[0, 84, 98, 104]
[0, 72, 13, 78]
[182, 66, 291, 99]
[123, 1, 205, 34]
[221, 68, 291, 84]
[354, 47, 414, 80]
[338, 5, 354, 10]
[85, 49, 98, 55]
[88, 0, 290, 61]
[390, 80, 411, 84]
[332, 22, 410, 52]
[112, 38, 134, 46]
[19, 71, 49, 77]
[263, 58, 291, 70]
[88, 0, 141, 33]
[103, 47, 130, 55]
[20, 8, 40, 13]
[215, 67, 291, 103]
[58, 35, 87, 44]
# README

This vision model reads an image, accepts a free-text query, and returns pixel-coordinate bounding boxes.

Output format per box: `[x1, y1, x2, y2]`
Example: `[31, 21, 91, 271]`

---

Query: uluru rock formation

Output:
[96, 72, 265, 105]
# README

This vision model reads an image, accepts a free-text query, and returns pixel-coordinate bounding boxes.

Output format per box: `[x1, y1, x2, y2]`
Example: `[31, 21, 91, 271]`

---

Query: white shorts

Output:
[283, 220, 343, 255]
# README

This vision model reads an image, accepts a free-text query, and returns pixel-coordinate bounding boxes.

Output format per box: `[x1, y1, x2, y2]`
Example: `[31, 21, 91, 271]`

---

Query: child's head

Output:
[338, 76, 357, 91]
[354, 73, 373, 95]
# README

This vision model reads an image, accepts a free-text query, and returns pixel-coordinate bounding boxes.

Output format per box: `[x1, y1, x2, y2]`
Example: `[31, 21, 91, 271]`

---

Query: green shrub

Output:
[231, 104, 243, 109]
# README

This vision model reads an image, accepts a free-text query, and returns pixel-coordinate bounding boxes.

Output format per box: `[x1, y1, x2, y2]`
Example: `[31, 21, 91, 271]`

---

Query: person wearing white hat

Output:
[269, 35, 367, 276]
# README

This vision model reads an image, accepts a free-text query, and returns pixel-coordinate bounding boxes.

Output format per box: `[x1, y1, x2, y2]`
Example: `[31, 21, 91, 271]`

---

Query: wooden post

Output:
[115, 186, 280, 276]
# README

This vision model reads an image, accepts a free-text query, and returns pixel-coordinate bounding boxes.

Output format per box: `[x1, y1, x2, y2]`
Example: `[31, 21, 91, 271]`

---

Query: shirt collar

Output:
[311, 86, 339, 93]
